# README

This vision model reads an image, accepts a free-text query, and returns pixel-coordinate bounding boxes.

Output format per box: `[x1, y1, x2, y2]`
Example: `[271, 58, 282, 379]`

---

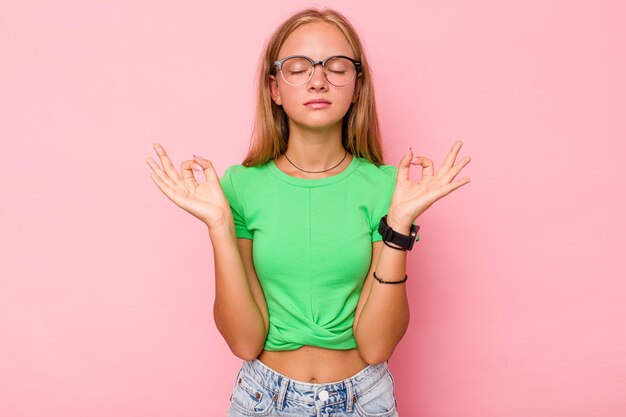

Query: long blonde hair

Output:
[241, 7, 385, 167]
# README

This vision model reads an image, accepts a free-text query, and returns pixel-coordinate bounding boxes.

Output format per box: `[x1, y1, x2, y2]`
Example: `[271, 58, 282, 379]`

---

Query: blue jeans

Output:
[227, 358, 399, 417]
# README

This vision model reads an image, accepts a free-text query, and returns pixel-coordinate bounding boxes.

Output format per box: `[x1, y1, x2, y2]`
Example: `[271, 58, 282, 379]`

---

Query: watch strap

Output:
[378, 215, 420, 251]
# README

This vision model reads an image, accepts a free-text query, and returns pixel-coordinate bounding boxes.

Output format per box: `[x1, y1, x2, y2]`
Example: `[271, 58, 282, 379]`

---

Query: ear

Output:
[352, 73, 363, 103]
[269, 74, 282, 106]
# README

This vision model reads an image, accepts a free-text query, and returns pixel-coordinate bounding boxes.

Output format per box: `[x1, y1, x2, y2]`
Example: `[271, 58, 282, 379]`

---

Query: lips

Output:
[304, 98, 331, 110]
[304, 99, 331, 105]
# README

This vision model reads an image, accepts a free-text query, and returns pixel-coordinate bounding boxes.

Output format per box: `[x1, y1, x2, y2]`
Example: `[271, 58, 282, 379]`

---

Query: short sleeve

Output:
[219, 166, 253, 239]
[371, 165, 421, 243]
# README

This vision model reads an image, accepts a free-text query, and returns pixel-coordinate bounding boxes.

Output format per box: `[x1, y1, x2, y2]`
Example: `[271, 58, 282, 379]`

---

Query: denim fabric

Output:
[227, 358, 399, 417]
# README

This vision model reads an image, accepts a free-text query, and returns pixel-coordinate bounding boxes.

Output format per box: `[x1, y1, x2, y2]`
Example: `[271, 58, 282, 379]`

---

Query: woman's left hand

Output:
[387, 140, 472, 230]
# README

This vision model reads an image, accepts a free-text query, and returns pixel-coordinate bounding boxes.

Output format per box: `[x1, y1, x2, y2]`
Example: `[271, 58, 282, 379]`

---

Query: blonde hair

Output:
[241, 7, 385, 167]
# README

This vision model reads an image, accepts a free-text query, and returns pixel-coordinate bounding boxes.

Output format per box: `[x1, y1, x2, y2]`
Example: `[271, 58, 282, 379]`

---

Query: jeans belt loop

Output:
[346, 377, 355, 413]
[275, 376, 289, 411]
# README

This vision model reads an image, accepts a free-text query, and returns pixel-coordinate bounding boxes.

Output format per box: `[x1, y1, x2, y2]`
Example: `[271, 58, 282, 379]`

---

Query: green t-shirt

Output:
[219, 155, 419, 351]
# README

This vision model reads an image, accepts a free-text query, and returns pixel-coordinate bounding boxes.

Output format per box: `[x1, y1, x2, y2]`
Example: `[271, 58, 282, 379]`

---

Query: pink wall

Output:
[1, 1, 625, 416]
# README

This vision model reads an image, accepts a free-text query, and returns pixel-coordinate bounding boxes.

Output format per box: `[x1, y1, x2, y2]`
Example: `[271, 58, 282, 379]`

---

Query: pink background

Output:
[1, 0, 625, 416]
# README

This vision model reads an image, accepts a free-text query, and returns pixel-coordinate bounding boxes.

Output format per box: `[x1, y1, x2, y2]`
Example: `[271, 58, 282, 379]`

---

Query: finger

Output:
[153, 143, 183, 183]
[181, 160, 201, 191]
[440, 177, 471, 195]
[148, 170, 180, 203]
[411, 156, 434, 178]
[396, 147, 416, 183]
[442, 155, 471, 183]
[145, 156, 177, 190]
[193, 154, 220, 184]
[440, 140, 464, 173]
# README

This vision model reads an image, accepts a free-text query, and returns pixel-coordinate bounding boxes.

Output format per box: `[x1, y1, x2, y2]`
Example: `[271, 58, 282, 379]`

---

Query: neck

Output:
[283, 121, 346, 170]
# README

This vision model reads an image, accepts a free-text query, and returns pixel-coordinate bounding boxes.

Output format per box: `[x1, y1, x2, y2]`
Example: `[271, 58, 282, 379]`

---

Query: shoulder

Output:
[221, 163, 268, 184]
[220, 163, 269, 207]
[220, 163, 273, 206]
[355, 157, 398, 185]
[222, 163, 256, 176]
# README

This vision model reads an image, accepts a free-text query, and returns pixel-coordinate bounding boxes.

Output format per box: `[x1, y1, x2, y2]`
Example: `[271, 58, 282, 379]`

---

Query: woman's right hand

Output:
[145, 143, 231, 229]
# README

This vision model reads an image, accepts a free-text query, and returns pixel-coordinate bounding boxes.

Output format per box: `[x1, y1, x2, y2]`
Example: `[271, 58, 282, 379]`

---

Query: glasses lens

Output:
[324, 57, 356, 86]
[281, 57, 313, 86]
[280, 57, 357, 86]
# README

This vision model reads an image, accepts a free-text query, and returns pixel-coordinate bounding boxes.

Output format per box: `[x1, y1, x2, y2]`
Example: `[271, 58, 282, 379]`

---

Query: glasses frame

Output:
[272, 55, 362, 87]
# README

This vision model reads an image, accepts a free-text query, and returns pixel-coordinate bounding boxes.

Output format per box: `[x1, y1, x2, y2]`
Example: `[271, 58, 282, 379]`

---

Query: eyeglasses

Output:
[272, 55, 362, 87]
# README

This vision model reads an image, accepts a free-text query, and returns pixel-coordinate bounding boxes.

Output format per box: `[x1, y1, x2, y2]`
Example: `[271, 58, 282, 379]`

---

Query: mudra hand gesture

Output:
[145, 143, 229, 228]
[388, 140, 471, 230]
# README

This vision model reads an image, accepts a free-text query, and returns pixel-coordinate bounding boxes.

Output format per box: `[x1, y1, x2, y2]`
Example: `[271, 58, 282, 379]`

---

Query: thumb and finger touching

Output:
[397, 147, 435, 185]
[147, 143, 217, 203]
[193, 154, 220, 184]
[180, 155, 221, 196]
[393, 142, 471, 212]
[148, 144, 234, 227]
[181, 160, 201, 191]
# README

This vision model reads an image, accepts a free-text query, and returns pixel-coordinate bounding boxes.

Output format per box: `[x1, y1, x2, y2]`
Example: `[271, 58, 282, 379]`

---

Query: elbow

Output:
[362, 351, 390, 366]
[357, 344, 391, 366]
[229, 328, 267, 361]
[214, 311, 267, 362]
[355, 334, 391, 366]
[230, 341, 264, 362]
[213, 326, 265, 361]
[234, 349, 261, 362]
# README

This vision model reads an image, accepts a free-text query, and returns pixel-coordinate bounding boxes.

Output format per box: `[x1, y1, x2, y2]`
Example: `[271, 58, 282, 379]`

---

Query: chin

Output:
[288, 114, 343, 129]
[299, 120, 344, 131]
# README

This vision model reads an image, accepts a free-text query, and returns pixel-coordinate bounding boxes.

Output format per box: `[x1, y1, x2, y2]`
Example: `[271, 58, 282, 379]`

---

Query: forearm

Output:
[209, 219, 266, 360]
[355, 214, 412, 365]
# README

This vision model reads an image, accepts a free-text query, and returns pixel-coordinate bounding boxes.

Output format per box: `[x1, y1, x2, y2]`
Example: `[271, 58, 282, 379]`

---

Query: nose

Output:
[307, 63, 328, 90]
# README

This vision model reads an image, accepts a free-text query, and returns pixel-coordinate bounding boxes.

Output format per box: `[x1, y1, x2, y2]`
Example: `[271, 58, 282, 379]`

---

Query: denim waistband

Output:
[239, 358, 389, 411]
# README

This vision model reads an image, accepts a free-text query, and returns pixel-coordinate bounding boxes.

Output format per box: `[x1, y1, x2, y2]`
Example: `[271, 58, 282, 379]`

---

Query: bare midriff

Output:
[257, 345, 369, 384]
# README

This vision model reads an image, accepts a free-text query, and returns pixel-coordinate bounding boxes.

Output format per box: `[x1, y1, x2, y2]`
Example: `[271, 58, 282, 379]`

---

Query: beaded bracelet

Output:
[373, 271, 408, 284]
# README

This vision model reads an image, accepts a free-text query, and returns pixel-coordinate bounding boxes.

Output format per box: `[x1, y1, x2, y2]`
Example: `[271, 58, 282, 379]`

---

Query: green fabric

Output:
[219, 156, 419, 351]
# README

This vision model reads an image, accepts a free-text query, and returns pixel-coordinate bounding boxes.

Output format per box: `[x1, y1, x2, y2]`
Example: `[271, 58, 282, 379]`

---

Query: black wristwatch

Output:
[378, 215, 420, 251]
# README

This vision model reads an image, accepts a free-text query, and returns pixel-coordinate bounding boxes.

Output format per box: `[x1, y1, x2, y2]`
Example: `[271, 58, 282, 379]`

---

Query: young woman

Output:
[146, 7, 470, 417]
